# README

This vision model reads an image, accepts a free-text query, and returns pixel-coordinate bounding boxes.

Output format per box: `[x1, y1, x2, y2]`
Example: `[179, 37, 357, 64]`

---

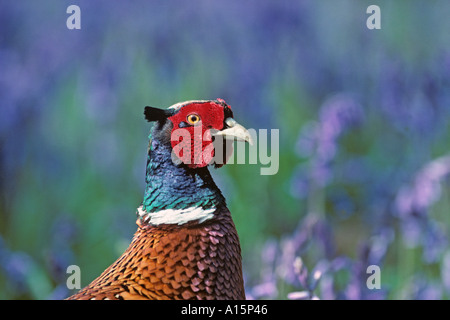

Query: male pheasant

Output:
[67, 99, 251, 300]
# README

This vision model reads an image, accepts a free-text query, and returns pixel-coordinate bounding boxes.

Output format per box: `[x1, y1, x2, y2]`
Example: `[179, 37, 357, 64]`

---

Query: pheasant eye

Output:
[187, 114, 201, 125]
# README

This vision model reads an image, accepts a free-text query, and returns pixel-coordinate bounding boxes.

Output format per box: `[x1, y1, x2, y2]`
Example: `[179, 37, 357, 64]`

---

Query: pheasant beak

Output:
[214, 118, 253, 145]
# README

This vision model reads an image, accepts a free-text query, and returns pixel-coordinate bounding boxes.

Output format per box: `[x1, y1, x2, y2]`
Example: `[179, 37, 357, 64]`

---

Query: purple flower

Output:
[293, 93, 363, 192]
[287, 291, 311, 300]
[395, 155, 450, 263]
[245, 239, 279, 299]
[441, 251, 450, 292]
[249, 282, 278, 300]
[317, 94, 363, 153]
[287, 257, 324, 300]
[410, 277, 443, 300]
[396, 155, 450, 217]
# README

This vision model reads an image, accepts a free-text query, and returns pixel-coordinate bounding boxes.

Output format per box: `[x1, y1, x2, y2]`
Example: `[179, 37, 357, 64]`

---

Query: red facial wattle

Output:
[168, 102, 227, 168]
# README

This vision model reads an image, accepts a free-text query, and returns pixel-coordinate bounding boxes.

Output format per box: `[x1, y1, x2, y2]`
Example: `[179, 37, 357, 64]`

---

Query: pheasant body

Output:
[68, 99, 249, 300]
[68, 208, 244, 300]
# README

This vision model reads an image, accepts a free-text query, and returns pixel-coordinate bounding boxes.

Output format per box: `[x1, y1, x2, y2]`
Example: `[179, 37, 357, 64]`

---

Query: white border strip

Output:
[137, 205, 215, 225]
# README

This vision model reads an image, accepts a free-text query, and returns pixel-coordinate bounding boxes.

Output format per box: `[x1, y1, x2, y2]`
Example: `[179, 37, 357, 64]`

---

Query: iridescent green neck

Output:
[141, 133, 226, 215]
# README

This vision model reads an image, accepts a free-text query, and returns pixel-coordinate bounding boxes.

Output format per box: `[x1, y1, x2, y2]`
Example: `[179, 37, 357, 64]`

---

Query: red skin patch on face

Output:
[168, 102, 227, 168]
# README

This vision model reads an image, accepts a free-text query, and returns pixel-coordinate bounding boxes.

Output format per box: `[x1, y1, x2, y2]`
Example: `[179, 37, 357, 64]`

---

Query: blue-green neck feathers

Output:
[142, 132, 226, 215]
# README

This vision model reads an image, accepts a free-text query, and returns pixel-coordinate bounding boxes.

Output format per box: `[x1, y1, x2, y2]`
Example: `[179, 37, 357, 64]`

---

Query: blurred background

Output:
[1, 0, 450, 300]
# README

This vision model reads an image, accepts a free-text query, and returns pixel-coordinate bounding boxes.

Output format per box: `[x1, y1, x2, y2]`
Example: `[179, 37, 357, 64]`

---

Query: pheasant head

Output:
[144, 99, 252, 169]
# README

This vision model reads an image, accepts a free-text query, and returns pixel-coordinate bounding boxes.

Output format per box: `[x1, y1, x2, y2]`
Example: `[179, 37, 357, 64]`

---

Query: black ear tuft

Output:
[144, 106, 170, 122]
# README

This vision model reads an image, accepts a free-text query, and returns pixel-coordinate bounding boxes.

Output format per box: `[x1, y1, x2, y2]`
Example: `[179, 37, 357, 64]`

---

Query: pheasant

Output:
[67, 99, 251, 300]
